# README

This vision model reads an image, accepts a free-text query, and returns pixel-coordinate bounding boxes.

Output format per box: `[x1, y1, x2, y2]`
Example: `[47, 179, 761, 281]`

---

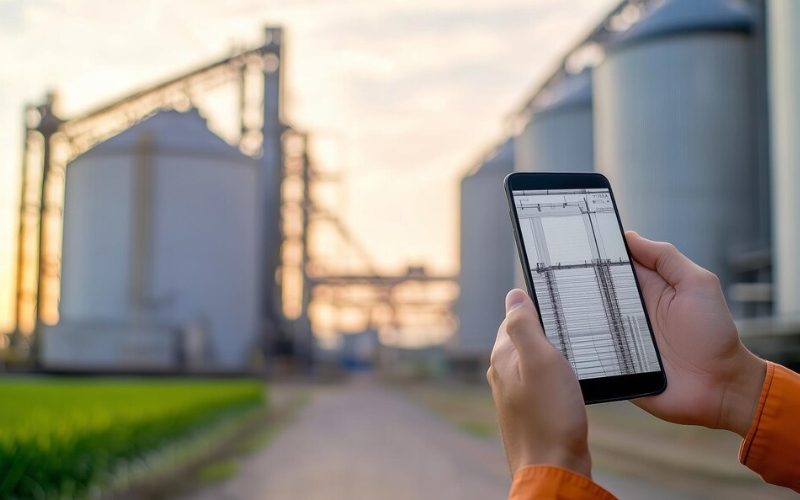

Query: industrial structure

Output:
[457, 0, 800, 364]
[455, 139, 516, 359]
[595, 0, 763, 291]
[514, 68, 594, 174]
[768, 0, 800, 319]
[10, 26, 457, 372]
[48, 109, 260, 370]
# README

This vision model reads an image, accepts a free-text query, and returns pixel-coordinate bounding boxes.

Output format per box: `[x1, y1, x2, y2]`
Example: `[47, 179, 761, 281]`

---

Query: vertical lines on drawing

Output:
[517, 189, 660, 379]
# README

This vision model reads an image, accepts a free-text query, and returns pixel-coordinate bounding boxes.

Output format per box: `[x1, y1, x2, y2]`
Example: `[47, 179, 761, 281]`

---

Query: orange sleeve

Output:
[508, 465, 616, 500]
[739, 362, 800, 492]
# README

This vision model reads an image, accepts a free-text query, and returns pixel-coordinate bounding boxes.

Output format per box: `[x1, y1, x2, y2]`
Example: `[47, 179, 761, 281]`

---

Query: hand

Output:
[487, 289, 591, 478]
[626, 231, 767, 437]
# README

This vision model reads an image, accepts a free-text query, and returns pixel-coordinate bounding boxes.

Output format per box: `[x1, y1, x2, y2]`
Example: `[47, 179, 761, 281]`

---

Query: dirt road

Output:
[190, 378, 690, 500]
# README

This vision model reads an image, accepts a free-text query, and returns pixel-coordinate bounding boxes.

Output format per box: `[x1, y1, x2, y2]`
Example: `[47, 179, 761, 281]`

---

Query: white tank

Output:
[594, 0, 757, 287]
[768, 0, 800, 316]
[516, 69, 594, 173]
[457, 139, 516, 356]
[56, 109, 260, 369]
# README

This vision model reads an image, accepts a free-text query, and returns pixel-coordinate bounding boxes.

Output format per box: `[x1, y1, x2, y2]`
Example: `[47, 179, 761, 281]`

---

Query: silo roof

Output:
[465, 137, 515, 178]
[609, 0, 753, 49]
[78, 108, 248, 159]
[531, 69, 592, 115]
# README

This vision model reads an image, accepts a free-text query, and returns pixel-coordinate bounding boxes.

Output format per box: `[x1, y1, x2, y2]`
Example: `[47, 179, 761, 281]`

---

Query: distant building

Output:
[455, 138, 516, 362]
[43, 109, 262, 372]
[458, 0, 800, 365]
[595, 0, 761, 294]
[515, 68, 594, 174]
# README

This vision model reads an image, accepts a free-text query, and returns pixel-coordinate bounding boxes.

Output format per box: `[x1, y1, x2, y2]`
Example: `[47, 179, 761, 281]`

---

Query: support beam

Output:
[260, 26, 286, 346]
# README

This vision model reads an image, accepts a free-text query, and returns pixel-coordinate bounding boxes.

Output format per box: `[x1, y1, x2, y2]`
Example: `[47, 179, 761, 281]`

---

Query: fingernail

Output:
[505, 289, 527, 313]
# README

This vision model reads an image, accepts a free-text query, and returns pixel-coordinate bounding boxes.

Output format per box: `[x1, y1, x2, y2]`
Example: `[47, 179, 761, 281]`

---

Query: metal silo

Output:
[50, 109, 260, 370]
[594, 0, 757, 287]
[456, 139, 516, 360]
[769, 0, 800, 316]
[515, 69, 594, 173]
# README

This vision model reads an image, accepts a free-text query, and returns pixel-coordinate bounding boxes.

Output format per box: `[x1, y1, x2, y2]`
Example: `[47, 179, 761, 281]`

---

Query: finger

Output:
[630, 395, 657, 414]
[625, 231, 700, 288]
[491, 319, 515, 364]
[503, 289, 548, 364]
[633, 261, 668, 302]
[492, 315, 524, 373]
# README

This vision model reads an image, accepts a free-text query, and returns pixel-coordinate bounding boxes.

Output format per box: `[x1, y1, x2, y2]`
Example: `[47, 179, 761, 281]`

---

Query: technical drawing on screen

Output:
[512, 188, 660, 380]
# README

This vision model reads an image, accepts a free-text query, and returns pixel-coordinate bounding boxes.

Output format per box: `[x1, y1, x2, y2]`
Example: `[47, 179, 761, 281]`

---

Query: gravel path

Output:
[190, 377, 690, 500]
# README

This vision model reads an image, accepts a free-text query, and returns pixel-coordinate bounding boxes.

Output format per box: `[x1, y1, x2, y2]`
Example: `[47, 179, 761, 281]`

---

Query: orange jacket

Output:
[509, 362, 800, 499]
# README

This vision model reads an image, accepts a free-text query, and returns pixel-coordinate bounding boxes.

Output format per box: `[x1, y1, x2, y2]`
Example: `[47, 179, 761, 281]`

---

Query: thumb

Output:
[504, 289, 547, 360]
[625, 231, 699, 288]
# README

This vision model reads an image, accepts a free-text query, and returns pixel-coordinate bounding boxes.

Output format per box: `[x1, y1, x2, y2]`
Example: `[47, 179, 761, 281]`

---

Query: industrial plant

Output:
[6, 0, 800, 376]
[8, 26, 457, 373]
[458, 0, 800, 366]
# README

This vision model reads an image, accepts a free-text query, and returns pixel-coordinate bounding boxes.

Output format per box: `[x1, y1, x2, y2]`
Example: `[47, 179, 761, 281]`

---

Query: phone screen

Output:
[511, 187, 660, 380]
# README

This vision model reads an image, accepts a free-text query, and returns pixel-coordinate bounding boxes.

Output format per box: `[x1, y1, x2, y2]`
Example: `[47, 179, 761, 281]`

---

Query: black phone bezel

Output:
[504, 172, 667, 405]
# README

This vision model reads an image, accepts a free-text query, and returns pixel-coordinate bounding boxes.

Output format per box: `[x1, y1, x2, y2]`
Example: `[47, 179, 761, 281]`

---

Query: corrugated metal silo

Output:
[768, 0, 800, 316]
[515, 69, 594, 173]
[594, 0, 757, 287]
[456, 139, 516, 358]
[51, 109, 260, 370]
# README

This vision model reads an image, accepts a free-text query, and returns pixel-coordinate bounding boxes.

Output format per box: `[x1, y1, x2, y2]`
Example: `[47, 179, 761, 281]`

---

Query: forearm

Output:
[719, 350, 767, 437]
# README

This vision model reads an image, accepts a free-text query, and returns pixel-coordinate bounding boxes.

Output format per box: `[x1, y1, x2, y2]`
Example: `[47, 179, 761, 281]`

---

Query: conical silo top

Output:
[79, 108, 245, 159]
[531, 69, 592, 115]
[466, 137, 515, 178]
[608, 0, 753, 50]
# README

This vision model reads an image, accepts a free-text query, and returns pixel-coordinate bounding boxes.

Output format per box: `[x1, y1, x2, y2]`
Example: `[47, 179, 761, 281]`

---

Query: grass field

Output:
[0, 377, 265, 499]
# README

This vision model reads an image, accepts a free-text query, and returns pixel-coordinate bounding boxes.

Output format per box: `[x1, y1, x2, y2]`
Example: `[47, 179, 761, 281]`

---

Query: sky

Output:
[0, 0, 617, 332]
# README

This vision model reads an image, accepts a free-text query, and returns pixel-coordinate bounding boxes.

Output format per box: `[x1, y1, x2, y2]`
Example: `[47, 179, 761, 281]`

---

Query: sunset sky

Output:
[0, 0, 616, 332]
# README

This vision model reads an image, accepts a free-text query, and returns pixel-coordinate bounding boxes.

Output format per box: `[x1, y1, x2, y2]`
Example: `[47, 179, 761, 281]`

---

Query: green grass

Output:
[0, 377, 265, 499]
[197, 461, 238, 483]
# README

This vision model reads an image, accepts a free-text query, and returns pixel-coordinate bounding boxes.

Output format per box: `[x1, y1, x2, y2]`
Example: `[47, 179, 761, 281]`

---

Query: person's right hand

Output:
[626, 231, 767, 437]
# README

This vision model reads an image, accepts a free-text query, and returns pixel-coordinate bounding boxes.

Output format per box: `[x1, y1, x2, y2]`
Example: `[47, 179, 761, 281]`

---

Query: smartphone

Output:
[504, 172, 666, 404]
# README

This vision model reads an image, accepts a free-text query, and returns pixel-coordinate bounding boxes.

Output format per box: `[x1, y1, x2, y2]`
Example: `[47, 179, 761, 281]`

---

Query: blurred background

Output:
[1, 0, 799, 498]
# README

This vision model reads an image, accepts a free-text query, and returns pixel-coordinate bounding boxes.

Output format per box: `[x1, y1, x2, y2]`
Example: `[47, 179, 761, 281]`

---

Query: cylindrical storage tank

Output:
[594, 0, 757, 288]
[457, 139, 516, 360]
[515, 69, 594, 173]
[514, 70, 595, 289]
[768, 0, 800, 316]
[57, 109, 260, 369]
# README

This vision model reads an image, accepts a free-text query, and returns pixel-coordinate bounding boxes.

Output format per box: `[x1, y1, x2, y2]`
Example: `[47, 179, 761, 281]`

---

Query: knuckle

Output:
[695, 268, 720, 286]
[657, 242, 680, 261]
[489, 347, 500, 367]
[489, 349, 498, 370]
[704, 270, 720, 285]
[505, 308, 528, 336]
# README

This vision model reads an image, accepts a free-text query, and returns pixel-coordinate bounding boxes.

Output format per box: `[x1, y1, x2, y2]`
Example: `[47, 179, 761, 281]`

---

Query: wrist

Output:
[719, 351, 767, 437]
[553, 447, 592, 479]
[515, 445, 592, 479]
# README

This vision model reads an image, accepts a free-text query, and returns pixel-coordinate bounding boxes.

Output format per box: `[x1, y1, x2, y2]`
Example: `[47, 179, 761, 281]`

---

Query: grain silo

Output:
[456, 138, 516, 362]
[768, 0, 800, 316]
[594, 0, 757, 287]
[45, 108, 260, 370]
[515, 69, 594, 173]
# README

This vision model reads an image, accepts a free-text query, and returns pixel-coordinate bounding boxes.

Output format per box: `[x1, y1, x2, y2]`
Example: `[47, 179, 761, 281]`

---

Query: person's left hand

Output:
[487, 289, 591, 478]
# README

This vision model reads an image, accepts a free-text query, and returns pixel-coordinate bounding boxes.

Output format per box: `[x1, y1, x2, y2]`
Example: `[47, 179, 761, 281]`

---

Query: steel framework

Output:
[13, 27, 286, 350]
[11, 25, 458, 363]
